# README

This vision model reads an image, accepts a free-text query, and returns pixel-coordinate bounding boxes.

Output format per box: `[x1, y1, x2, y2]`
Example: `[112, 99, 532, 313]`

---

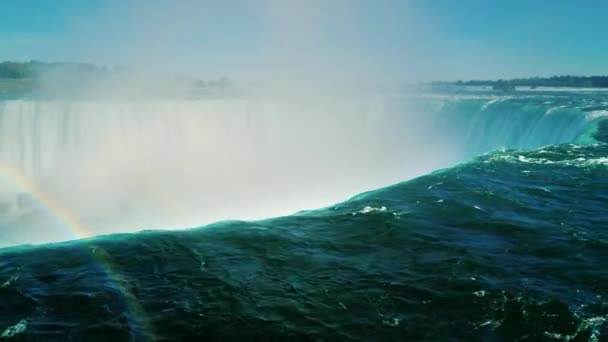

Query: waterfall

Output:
[0, 94, 594, 246]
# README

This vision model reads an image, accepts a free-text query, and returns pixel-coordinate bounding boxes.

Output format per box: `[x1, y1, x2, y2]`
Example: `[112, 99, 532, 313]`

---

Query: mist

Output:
[0, 1, 457, 247]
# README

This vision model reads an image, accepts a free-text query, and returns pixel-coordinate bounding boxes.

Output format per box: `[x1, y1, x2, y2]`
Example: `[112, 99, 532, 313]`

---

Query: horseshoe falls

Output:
[0, 93, 597, 245]
[0, 88, 607, 340]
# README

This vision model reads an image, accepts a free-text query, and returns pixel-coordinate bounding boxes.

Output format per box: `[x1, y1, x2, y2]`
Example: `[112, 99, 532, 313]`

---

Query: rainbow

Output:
[0, 163, 155, 339]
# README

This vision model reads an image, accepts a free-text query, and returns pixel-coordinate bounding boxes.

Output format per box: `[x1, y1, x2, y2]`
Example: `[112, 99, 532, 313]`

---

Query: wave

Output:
[0, 137, 605, 340]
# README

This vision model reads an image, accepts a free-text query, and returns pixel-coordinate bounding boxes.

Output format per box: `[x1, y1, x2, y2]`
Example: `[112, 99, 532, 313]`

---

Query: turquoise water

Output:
[0, 89, 607, 340]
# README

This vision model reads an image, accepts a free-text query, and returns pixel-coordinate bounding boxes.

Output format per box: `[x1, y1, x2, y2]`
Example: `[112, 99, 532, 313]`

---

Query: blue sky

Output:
[1, 0, 607, 81]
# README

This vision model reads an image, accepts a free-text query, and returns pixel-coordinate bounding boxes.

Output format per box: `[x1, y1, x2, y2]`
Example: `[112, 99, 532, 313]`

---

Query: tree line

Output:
[0, 61, 105, 79]
[442, 75, 608, 88]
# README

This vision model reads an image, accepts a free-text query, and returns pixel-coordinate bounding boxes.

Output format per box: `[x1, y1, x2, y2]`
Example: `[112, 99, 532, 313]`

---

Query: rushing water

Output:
[0, 89, 606, 340]
[0, 91, 600, 246]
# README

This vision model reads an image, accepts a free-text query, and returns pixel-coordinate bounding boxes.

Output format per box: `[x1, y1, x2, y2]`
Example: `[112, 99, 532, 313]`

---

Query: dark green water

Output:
[0, 91, 607, 341]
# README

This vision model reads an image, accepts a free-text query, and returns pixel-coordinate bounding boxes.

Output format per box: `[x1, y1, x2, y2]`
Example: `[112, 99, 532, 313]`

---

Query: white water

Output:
[0, 94, 592, 247]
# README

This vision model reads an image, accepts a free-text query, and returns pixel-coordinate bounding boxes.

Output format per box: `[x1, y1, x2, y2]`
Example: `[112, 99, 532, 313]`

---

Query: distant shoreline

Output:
[431, 76, 608, 90]
[0, 61, 233, 99]
[3, 60, 608, 97]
